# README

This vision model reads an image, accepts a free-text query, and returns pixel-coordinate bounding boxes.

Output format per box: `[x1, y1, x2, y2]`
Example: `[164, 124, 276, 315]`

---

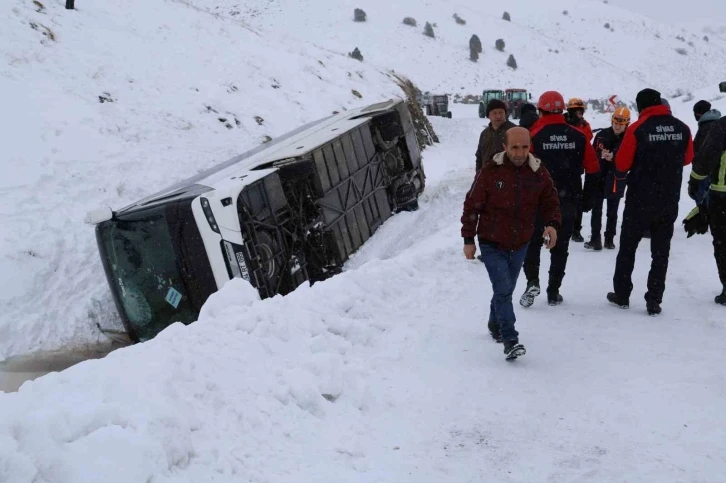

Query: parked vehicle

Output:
[86, 99, 426, 342]
[478, 89, 506, 118]
[505, 88, 531, 119]
[424, 94, 452, 118]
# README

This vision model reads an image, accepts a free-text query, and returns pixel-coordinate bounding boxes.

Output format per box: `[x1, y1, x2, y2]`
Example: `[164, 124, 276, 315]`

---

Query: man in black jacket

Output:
[691, 100, 722, 206]
[584, 107, 630, 250]
[474, 99, 516, 172]
[520, 91, 600, 308]
[689, 114, 726, 305]
[608, 88, 694, 315]
[518, 103, 539, 131]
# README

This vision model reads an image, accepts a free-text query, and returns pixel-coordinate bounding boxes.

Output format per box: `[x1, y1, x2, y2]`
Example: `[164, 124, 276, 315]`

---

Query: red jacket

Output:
[529, 114, 599, 202]
[615, 104, 694, 208]
[461, 152, 562, 251]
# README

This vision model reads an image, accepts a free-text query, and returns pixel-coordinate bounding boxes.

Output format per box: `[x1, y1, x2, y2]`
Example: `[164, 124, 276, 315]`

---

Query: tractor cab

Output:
[505, 88, 531, 119]
[479, 89, 506, 118]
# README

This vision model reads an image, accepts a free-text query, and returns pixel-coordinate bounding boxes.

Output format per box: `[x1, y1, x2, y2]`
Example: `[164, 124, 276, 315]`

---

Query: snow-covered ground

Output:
[2, 104, 726, 481]
[2, 0, 726, 359]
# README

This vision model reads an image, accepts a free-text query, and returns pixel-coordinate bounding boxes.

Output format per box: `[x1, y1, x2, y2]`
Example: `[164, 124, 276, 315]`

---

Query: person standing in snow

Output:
[474, 99, 516, 172]
[461, 127, 562, 360]
[583, 107, 631, 251]
[608, 88, 694, 315]
[688, 110, 726, 306]
[690, 100, 722, 207]
[518, 102, 539, 131]
[564, 98, 594, 243]
[520, 91, 600, 308]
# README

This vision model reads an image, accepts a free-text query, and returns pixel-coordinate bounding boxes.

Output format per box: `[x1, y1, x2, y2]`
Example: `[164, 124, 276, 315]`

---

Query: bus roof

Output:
[117, 99, 403, 213]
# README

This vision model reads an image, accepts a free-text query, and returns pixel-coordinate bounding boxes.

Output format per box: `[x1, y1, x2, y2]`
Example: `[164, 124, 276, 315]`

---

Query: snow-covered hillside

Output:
[3, 108, 726, 482]
[3, 0, 726, 359]
[205, 0, 726, 97]
[3, 0, 726, 476]
[0, 0, 407, 358]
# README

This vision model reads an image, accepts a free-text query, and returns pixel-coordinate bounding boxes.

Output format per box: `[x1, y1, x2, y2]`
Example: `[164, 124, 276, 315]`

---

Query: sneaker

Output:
[571, 230, 584, 242]
[604, 236, 616, 250]
[547, 292, 563, 306]
[715, 289, 726, 306]
[519, 281, 540, 308]
[607, 292, 629, 309]
[646, 301, 661, 316]
[488, 322, 502, 343]
[503, 340, 526, 360]
[584, 237, 603, 251]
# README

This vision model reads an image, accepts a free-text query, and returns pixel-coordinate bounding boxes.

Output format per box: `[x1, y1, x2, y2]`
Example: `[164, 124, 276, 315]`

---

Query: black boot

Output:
[715, 287, 726, 306]
[571, 230, 584, 242]
[547, 291, 563, 306]
[607, 292, 629, 308]
[584, 236, 602, 251]
[646, 301, 662, 316]
[604, 235, 615, 250]
[503, 339, 526, 360]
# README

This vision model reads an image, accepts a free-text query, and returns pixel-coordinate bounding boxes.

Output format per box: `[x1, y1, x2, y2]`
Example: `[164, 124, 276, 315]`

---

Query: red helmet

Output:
[538, 91, 565, 113]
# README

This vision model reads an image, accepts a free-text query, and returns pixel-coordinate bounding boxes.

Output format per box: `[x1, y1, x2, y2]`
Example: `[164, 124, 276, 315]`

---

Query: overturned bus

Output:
[86, 99, 426, 342]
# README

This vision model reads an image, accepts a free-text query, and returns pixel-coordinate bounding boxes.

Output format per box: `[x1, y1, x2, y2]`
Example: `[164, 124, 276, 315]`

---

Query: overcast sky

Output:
[608, 0, 725, 24]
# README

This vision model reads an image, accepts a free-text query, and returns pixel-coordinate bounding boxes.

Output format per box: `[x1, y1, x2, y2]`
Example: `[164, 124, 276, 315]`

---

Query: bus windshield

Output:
[96, 205, 198, 341]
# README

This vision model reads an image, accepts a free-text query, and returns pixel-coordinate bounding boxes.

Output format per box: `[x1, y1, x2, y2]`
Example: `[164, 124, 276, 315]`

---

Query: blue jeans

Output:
[478, 242, 529, 342]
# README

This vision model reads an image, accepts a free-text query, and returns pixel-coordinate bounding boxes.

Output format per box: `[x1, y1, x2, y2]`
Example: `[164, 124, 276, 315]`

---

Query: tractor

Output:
[504, 88, 531, 119]
[424, 94, 452, 118]
[478, 89, 506, 118]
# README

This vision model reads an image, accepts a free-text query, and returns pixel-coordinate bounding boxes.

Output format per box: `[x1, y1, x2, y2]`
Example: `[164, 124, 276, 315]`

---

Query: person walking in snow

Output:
[607, 88, 694, 315]
[690, 100, 722, 207]
[461, 127, 562, 360]
[565, 98, 594, 243]
[519, 102, 539, 131]
[688, 110, 726, 306]
[583, 107, 631, 251]
[474, 99, 516, 172]
[520, 91, 600, 308]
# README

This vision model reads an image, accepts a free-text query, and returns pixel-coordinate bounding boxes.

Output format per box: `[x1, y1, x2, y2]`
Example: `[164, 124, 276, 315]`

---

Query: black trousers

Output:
[574, 196, 583, 233]
[710, 193, 726, 288]
[591, 193, 620, 240]
[613, 201, 678, 304]
[524, 199, 576, 294]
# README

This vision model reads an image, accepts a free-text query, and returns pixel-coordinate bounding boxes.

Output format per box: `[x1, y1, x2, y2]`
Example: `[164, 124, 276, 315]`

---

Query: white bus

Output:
[86, 99, 427, 342]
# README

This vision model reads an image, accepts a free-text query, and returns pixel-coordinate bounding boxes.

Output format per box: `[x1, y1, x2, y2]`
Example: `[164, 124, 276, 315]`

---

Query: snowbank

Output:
[2, 110, 725, 482]
[0, 0, 403, 358]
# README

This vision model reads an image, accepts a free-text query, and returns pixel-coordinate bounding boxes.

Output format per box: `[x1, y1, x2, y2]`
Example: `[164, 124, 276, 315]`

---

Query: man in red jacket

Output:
[520, 91, 600, 308]
[608, 88, 694, 315]
[462, 127, 562, 360]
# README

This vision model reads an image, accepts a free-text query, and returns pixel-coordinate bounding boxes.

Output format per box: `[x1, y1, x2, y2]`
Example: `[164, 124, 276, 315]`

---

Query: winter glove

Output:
[682, 203, 709, 238]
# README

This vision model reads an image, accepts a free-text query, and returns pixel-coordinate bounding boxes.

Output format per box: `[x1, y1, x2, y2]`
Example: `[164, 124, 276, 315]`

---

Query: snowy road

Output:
[1, 105, 725, 482]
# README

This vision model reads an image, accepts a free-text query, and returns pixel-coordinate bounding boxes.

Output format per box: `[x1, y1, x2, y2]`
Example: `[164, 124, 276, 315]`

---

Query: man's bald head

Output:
[503, 127, 531, 166]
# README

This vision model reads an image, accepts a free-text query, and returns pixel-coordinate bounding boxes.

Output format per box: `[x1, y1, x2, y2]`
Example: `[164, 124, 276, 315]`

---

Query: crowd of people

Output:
[462, 88, 725, 360]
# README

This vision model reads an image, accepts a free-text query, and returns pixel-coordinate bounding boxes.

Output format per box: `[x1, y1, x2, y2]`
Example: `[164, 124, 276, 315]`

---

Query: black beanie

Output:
[486, 99, 508, 117]
[693, 100, 711, 116]
[635, 88, 661, 112]
[520, 103, 536, 115]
